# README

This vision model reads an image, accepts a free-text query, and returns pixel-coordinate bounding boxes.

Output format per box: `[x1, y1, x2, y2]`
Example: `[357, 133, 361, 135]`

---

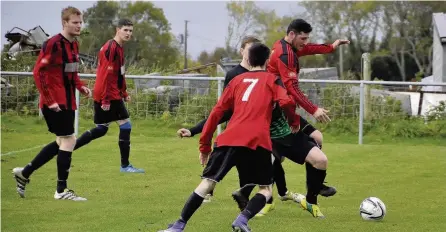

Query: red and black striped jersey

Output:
[267, 39, 334, 115]
[94, 39, 128, 104]
[33, 33, 85, 110]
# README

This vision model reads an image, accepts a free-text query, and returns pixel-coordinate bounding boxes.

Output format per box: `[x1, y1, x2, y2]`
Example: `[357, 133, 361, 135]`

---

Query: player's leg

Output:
[232, 147, 273, 231]
[12, 107, 60, 198]
[74, 101, 110, 150]
[114, 100, 144, 173]
[299, 146, 327, 218]
[117, 118, 143, 173]
[159, 147, 236, 232]
[286, 132, 326, 218]
[255, 154, 279, 217]
[270, 138, 304, 202]
[231, 171, 255, 212]
[300, 117, 336, 197]
[52, 110, 87, 201]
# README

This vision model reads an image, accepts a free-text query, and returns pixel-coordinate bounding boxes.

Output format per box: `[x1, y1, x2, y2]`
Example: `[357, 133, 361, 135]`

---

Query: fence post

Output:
[359, 82, 364, 145]
[217, 79, 222, 134]
[75, 90, 80, 136]
[361, 53, 371, 120]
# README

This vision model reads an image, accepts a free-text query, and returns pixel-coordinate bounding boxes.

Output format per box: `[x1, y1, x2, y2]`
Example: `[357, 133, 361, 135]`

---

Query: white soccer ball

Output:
[359, 197, 386, 221]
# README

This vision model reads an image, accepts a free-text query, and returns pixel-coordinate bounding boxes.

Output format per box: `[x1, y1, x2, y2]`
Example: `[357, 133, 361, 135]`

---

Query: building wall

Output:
[432, 26, 443, 85]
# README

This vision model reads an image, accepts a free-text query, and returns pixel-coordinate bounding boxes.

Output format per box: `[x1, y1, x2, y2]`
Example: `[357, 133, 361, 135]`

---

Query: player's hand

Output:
[313, 108, 331, 123]
[177, 128, 192, 138]
[80, 86, 92, 97]
[290, 125, 300, 133]
[101, 103, 110, 111]
[199, 152, 210, 167]
[48, 103, 61, 112]
[124, 95, 131, 102]
[332, 39, 350, 49]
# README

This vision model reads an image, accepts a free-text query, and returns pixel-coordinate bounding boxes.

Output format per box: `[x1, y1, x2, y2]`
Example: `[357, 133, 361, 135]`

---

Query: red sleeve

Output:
[102, 41, 118, 105]
[73, 42, 86, 91]
[199, 86, 234, 154]
[297, 43, 334, 57]
[272, 77, 300, 127]
[277, 52, 318, 114]
[74, 74, 86, 91]
[34, 39, 57, 106]
[121, 78, 128, 98]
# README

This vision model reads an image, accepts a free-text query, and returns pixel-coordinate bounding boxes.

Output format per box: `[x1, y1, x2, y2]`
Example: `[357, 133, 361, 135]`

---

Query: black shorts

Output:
[41, 106, 75, 136]
[202, 146, 274, 186]
[272, 131, 319, 165]
[300, 117, 317, 136]
[94, 100, 130, 124]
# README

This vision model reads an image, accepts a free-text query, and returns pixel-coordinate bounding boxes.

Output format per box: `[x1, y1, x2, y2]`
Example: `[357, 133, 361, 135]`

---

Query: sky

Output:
[0, 0, 303, 59]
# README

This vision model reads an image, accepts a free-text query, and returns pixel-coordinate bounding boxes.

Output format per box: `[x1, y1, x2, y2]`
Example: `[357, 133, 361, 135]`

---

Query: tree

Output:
[79, 1, 180, 70]
[225, 1, 258, 52]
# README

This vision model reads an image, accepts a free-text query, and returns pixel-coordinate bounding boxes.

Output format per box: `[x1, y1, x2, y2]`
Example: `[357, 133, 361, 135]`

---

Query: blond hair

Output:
[61, 6, 82, 22]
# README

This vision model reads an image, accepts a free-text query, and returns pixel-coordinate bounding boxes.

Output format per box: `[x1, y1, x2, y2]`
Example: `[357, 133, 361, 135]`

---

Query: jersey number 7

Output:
[242, 78, 259, 102]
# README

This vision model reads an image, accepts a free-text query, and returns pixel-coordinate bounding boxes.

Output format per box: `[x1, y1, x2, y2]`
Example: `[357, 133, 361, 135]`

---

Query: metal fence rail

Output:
[2, 69, 446, 145]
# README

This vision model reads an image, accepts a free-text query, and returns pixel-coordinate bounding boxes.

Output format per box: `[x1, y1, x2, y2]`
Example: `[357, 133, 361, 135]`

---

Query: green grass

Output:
[2, 115, 446, 232]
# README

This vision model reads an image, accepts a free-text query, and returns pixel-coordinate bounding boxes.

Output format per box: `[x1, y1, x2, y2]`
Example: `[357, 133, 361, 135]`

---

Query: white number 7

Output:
[242, 78, 259, 101]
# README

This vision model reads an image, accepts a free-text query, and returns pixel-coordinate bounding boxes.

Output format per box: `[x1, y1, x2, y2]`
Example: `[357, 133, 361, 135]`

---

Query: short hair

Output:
[248, 43, 270, 67]
[61, 6, 81, 22]
[287, 19, 312, 34]
[241, 36, 261, 49]
[117, 19, 133, 28]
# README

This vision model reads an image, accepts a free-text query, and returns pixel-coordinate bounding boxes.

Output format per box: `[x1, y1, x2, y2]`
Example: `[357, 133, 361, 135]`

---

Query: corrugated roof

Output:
[433, 13, 446, 39]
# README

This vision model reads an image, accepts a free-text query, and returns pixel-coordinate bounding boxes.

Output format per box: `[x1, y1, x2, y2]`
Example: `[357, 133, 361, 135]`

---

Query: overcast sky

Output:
[1, 0, 303, 59]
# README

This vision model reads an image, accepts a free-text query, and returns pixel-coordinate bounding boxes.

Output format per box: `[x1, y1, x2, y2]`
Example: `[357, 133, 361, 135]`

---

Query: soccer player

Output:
[73, 19, 144, 173]
[159, 43, 300, 232]
[177, 36, 263, 203]
[12, 6, 90, 201]
[265, 18, 350, 217]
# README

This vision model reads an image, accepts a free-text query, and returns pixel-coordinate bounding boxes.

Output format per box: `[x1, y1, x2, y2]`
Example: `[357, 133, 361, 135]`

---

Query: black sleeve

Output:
[189, 110, 233, 137]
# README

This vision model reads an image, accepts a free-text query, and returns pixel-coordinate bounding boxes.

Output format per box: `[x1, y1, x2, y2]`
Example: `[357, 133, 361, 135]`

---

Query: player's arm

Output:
[101, 43, 118, 105]
[277, 54, 318, 114]
[34, 40, 57, 106]
[199, 87, 233, 154]
[121, 78, 129, 98]
[297, 39, 350, 56]
[272, 77, 300, 128]
[74, 74, 91, 97]
[297, 43, 334, 56]
[188, 110, 233, 137]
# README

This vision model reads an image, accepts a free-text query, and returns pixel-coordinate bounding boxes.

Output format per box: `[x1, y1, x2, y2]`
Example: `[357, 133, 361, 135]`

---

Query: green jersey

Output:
[270, 105, 292, 139]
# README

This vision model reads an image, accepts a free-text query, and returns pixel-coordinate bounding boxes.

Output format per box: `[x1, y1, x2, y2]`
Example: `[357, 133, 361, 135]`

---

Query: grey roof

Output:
[433, 13, 446, 39]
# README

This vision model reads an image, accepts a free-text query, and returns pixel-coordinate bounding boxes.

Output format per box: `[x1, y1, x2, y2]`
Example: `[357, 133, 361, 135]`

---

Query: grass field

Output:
[2, 115, 446, 232]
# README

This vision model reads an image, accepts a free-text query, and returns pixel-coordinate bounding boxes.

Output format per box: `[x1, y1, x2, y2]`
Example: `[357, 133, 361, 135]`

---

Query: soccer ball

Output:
[359, 197, 386, 221]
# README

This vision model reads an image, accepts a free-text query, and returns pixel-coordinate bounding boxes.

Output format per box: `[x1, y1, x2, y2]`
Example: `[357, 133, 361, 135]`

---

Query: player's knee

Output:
[119, 121, 131, 141]
[306, 147, 328, 170]
[311, 130, 323, 146]
[58, 135, 76, 151]
[91, 124, 109, 139]
[258, 185, 273, 200]
[118, 120, 131, 130]
[195, 179, 216, 197]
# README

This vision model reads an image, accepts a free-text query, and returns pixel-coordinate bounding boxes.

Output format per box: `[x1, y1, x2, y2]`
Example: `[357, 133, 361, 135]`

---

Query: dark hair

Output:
[287, 19, 312, 34]
[248, 43, 270, 67]
[241, 36, 261, 49]
[117, 18, 133, 28]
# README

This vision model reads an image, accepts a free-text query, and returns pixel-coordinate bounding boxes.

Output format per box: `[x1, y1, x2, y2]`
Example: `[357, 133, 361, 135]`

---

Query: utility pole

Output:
[339, 45, 343, 79]
[184, 20, 189, 69]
